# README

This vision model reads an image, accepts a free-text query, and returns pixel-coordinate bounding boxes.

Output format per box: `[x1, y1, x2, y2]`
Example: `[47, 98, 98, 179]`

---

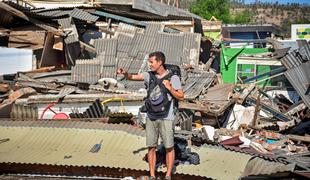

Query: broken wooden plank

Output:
[0, 2, 64, 36]
[237, 83, 256, 104]
[287, 135, 310, 143]
[179, 101, 209, 112]
[0, 84, 9, 93]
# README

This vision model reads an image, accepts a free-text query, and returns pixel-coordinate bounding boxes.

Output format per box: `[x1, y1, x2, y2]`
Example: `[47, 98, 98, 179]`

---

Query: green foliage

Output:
[189, 0, 252, 24]
[189, 0, 231, 23]
[232, 10, 253, 24]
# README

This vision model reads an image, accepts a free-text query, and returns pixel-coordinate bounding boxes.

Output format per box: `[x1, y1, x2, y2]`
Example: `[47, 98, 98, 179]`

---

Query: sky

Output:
[244, 0, 309, 5]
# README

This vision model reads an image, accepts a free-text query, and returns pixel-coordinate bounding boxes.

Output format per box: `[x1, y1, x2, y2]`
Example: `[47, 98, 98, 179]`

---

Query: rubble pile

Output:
[0, 0, 309, 179]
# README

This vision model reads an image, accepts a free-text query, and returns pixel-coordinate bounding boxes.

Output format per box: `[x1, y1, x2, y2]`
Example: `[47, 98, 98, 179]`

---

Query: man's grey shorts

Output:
[146, 118, 175, 149]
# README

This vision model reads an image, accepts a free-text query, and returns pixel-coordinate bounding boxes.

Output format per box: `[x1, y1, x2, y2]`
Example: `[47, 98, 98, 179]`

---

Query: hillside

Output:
[230, 3, 310, 36]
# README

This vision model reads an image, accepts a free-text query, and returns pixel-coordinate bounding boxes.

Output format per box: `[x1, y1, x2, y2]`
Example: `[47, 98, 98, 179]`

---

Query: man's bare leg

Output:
[148, 147, 157, 178]
[165, 147, 175, 177]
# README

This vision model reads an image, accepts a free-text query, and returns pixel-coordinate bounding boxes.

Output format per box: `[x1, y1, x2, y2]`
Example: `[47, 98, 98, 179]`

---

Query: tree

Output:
[189, 0, 231, 23]
[233, 10, 253, 24]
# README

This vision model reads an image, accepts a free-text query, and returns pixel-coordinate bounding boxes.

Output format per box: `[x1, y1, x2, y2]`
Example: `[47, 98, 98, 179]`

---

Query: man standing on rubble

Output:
[117, 51, 184, 180]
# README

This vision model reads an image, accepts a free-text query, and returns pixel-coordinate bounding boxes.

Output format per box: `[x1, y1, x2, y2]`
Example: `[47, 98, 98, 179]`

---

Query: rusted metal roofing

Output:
[0, 123, 253, 179]
[222, 145, 289, 164]
[243, 157, 295, 177]
[284, 61, 310, 108]
[70, 8, 99, 22]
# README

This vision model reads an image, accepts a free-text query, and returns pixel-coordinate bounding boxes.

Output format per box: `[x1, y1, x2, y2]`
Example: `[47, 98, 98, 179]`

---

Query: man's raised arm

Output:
[116, 68, 144, 81]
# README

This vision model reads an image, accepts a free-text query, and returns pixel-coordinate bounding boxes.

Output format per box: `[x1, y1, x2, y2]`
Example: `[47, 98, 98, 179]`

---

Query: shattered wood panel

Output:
[284, 61, 310, 108]
[39, 32, 62, 68]
[202, 84, 234, 101]
[8, 26, 46, 50]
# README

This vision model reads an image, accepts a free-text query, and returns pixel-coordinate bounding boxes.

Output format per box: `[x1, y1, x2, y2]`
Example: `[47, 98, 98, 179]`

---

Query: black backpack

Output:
[144, 64, 181, 120]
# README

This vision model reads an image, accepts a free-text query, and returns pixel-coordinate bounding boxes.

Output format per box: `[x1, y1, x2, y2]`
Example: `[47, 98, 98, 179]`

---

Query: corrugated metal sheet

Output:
[70, 99, 105, 118]
[145, 22, 164, 34]
[0, 120, 145, 136]
[93, 39, 117, 78]
[184, 71, 215, 99]
[93, 38, 117, 55]
[0, 124, 253, 179]
[281, 51, 304, 69]
[70, 8, 99, 22]
[71, 58, 101, 84]
[121, 79, 145, 91]
[182, 33, 201, 65]
[133, 0, 203, 20]
[117, 56, 133, 73]
[35, 9, 71, 18]
[128, 32, 144, 57]
[298, 43, 310, 61]
[58, 17, 81, 66]
[10, 104, 38, 119]
[284, 61, 310, 108]
[156, 32, 183, 65]
[115, 23, 138, 54]
[126, 24, 201, 66]
[243, 157, 295, 177]
[222, 145, 289, 164]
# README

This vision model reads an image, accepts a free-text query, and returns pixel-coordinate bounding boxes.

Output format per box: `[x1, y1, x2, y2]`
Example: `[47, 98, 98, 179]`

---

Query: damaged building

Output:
[0, 0, 309, 179]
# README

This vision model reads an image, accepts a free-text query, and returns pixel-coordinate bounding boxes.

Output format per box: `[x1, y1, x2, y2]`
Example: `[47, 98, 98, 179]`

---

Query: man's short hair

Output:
[149, 51, 166, 65]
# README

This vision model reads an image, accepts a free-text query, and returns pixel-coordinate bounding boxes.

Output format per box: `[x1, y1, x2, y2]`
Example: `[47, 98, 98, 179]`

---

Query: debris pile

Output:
[0, 0, 309, 179]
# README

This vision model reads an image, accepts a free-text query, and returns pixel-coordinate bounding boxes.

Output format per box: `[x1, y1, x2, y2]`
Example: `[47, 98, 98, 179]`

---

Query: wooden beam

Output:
[0, 2, 64, 36]
[79, 41, 96, 53]
[287, 135, 310, 143]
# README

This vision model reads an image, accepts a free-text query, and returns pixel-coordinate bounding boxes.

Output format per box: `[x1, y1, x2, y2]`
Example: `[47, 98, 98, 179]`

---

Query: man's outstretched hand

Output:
[117, 68, 126, 75]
